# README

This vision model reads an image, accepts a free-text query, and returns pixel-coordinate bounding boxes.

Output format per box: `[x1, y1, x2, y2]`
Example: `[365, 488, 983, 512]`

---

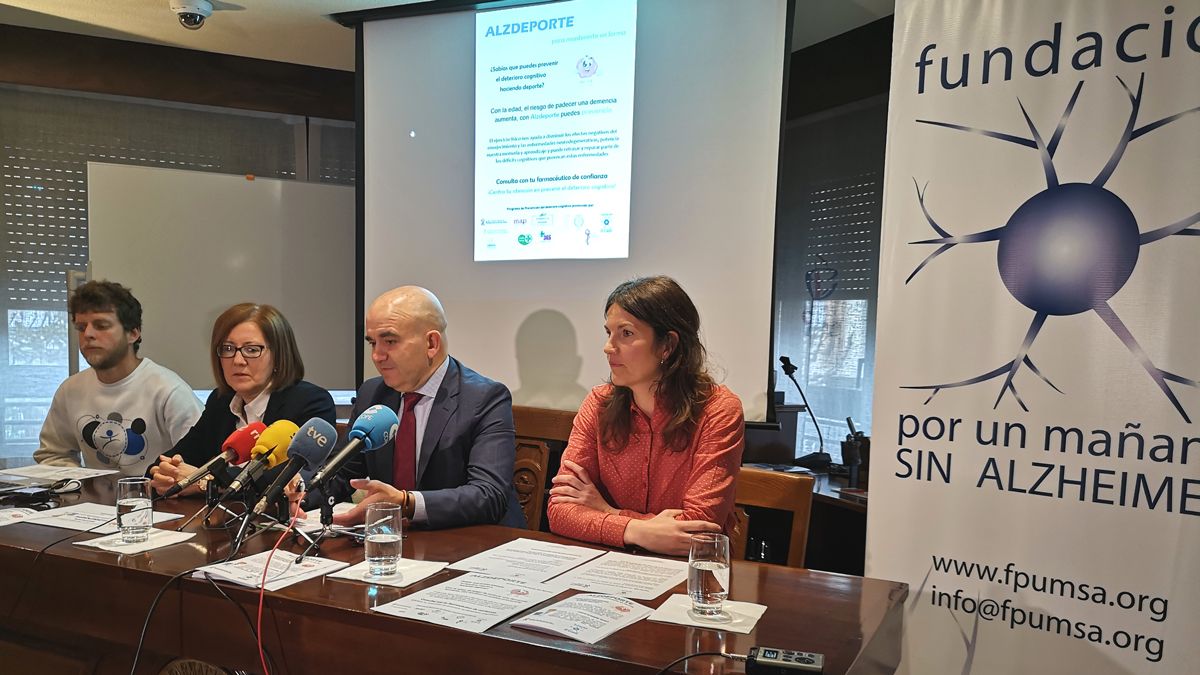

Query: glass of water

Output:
[116, 477, 153, 544]
[364, 502, 403, 578]
[688, 532, 730, 621]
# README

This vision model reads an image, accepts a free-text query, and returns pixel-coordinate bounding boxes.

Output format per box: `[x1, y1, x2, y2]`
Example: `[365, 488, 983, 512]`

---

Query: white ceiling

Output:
[0, 0, 893, 72]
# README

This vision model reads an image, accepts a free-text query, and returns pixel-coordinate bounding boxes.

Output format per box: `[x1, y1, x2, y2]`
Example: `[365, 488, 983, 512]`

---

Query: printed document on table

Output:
[74, 529, 195, 555]
[511, 593, 652, 644]
[372, 572, 556, 633]
[0, 508, 41, 527]
[3, 465, 118, 481]
[448, 537, 605, 583]
[545, 551, 688, 600]
[195, 550, 348, 591]
[285, 502, 355, 535]
[25, 502, 182, 535]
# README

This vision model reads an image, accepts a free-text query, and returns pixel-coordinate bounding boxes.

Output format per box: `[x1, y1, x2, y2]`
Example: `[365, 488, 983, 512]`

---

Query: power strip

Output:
[745, 646, 824, 674]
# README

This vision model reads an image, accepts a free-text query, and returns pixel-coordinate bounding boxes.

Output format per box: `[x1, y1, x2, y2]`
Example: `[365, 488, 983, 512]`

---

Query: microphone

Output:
[252, 418, 337, 517]
[307, 404, 399, 492]
[161, 422, 265, 498]
[226, 420, 300, 494]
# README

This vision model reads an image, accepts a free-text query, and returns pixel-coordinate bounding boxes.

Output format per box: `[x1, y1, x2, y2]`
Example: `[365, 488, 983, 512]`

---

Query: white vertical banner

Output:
[869, 1, 1200, 673]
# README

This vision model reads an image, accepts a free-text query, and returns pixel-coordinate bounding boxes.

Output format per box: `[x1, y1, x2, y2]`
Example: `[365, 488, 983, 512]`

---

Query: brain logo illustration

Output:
[904, 74, 1200, 421]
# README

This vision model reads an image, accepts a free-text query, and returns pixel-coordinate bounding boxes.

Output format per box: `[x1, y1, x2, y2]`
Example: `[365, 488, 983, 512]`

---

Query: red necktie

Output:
[392, 392, 423, 491]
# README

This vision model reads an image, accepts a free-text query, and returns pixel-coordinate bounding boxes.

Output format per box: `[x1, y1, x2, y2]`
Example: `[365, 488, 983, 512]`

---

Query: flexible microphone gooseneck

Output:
[780, 355, 825, 457]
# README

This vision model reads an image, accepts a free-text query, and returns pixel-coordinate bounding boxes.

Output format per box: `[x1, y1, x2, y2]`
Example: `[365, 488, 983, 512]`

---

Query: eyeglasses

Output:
[217, 344, 268, 359]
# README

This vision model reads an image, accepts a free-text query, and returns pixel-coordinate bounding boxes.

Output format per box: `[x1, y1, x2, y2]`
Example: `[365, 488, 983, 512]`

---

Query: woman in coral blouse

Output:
[547, 276, 745, 556]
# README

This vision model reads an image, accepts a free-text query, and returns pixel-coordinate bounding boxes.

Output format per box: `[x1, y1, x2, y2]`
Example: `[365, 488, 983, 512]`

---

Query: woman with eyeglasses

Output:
[149, 303, 336, 497]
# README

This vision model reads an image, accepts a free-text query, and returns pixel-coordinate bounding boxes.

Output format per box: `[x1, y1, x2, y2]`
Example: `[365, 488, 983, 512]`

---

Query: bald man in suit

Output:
[321, 286, 525, 529]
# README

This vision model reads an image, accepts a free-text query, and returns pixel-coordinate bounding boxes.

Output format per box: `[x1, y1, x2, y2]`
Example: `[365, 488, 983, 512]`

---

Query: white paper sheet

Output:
[372, 572, 557, 633]
[25, 502, 182, 535]
[2, 465, 118, 480]
[283, 502, 356, 535]
[328, 558, 449, 589]
[73, 528, 195, 554]
[0, 508, 41, 527]
[648, 594, 768, 634]
[511, 593, 652, 644]
[194, 550, 349, 591]
[544, 551, 688, 600]
[448, 537, 605, 584]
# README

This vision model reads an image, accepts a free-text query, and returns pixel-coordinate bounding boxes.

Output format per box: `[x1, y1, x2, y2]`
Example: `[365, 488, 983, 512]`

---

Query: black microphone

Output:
[161, 422, 265, 498]
[307, 404, 399, 493]
[252, 418, 337, 517]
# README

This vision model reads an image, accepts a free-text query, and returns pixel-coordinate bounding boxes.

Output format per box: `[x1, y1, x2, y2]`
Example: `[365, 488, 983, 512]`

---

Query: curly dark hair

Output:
[68, 280, 143, 353]
[598, 276, 715, 453]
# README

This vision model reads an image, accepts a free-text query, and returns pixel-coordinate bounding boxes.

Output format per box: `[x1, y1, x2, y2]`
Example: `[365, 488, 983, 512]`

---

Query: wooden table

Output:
[0, 476, 905, 674]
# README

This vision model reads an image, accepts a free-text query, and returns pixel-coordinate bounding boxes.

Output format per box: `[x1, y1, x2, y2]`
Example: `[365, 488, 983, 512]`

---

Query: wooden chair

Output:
[733, 466, 815, 567]
[512, 405, 576, 531]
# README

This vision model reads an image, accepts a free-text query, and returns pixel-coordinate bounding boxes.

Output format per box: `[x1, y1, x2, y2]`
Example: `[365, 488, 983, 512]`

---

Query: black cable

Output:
[7, 496, 162, 619]
[201, 572, 278, 675]
[655, 651, 729, 674]
[130, 566, 199, 675]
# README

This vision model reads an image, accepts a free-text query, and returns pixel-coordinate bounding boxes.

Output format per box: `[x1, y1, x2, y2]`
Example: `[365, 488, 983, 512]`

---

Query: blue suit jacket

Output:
[331, 357, 526, 529]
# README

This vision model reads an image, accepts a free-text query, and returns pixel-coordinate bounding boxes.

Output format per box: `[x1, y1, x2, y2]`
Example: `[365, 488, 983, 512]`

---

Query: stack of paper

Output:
[1, 465, 117, 481]
[543, 551, 689, 600]
[511, 593, 652, 644]
[25, 502, 182, 535]
[372, 572, 556, 633]
[195, 550, 348, 591]
[448, 537, 605, 583]
[0, 508, 41, 527]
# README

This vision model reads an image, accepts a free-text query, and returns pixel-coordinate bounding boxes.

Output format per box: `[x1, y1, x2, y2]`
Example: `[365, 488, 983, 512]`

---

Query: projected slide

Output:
[474, 0, 637, 261]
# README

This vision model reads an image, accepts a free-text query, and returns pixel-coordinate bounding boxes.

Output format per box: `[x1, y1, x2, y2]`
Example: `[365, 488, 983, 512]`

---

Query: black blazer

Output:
[172, 380, 337, 467]
[324, 357, 525, 530]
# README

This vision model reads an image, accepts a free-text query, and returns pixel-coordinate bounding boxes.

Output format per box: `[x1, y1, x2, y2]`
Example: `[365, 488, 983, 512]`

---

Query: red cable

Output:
[256, 501, 300, 675]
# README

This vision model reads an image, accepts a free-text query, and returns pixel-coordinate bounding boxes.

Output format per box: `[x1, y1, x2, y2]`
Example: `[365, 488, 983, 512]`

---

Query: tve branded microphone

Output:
[307, 405, 399, 492]
[227, 420, 300, 494]
[252, 418, 337, 516]
[162, 421, 266, 498]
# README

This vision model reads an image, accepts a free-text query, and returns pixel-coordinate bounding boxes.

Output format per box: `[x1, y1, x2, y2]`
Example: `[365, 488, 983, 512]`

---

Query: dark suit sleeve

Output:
[169, 389, 230, 468]
[421, 381, 517, 529]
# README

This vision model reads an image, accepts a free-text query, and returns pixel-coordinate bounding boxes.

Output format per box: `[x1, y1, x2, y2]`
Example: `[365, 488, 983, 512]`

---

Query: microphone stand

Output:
[780, 356, 826, 459]
[175, 474, 245, 532]
[228, 484, 320, 561]
[296, 486, 336, 562]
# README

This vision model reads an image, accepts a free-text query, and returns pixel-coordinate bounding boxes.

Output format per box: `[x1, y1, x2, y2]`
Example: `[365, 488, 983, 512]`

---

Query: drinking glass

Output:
[364, 503, 403, 578]
[688, 532, 730, 620]
[116, 477, 153, 544]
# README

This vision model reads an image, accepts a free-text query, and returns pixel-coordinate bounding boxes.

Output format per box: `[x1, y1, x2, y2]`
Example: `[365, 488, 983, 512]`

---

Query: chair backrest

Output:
[733, 466, 814, 567]
[512, 405, 576, 531]
[729, 505, 750, 562]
